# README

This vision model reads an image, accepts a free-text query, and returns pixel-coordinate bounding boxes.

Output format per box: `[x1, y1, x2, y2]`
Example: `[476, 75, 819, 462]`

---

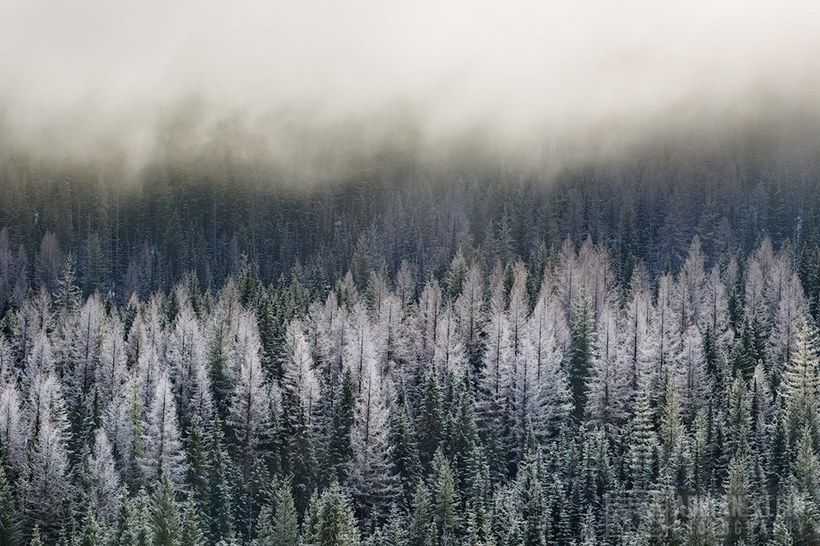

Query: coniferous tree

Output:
[455, 261, 485, 376]
[140, 371, 185, 486]
[477, 279, 513, 478]
[326, 367, 355, 485]
[304, 483, 361, 546]
[627, 386, 657, 493]
[780, 319, 820, 441]
[585, 305, 629, 440]
[433, 450, 459, 544]
[271, 482, 301, 546]
[121, 488, 154, 546]
[78, 508, 104, 546]
[89, 427, 121, 528]
[22, 376, 72, 544]
[0, 380, 26, 476]
[180, 492, 205, 546]
[152, 471, 181, 546]
[516, 444, 547, 546]
[417, 363, 443, 472]
[408, 481, 434, 546]
[230, 311, 270, 484]
[349, 353, 398, 525]
[391, 399, 422, 507]
[289, 403, 317, 517]
[724, 455, 752, 546]
[0, 461, 19, 546]
[205, 417, 235, 543]
[569, 294, 594, 422]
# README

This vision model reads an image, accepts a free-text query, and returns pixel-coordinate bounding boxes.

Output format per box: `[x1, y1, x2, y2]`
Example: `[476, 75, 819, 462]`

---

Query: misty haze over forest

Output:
[2, 1, 820, 545]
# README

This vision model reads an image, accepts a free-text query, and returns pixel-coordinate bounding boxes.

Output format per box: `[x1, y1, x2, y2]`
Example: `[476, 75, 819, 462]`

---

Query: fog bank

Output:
[1, 0, 819, 185]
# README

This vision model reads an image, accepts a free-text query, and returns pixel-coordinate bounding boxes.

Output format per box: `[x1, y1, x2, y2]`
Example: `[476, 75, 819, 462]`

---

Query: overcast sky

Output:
[1, 0, 819, 181]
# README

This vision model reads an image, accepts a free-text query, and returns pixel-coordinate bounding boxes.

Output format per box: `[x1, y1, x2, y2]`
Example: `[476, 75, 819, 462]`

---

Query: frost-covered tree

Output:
[526, 286, 571, 439]
[344, 303, 380, 395]
[676, 325, 709, 420]
[585, 306, 630, 440]
[507, 261, 530, 362]
[375, 291, 414, 377]
[780, 319, 820, 440]
[259, 481, 300, 546]
[65, 295, 105, 409]
[89, 427, 121, 528]
[348, 355, 398, 524]
[417, 280, 443, 369]
[455, 261, 485, 373]
[0, 462, 18, 546]
[478, 279, 513, 473]
[568, 293, 595, 421]
[768, 271, 805, 383]
[656, 273, 682, 382]
[229, 311, 270, 482]
[674, 237, 706, 335]
[724, 455, 752, 545]
[141, 371, 185, 486]
[97, 315, 128, 409]
[700, 265, 734, 382]
[0, 381, 26, 475]
[152, 471, 181, 546]
[283, 319, 320, 420]
[167, 304, 212, 430]
[432, 303, 467, 380]
[22, 404, 71, 543]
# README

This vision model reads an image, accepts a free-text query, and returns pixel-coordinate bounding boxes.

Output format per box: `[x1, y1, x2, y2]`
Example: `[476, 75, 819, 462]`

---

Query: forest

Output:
[1, 209, 820, 544]
[4, 0, 820, 543]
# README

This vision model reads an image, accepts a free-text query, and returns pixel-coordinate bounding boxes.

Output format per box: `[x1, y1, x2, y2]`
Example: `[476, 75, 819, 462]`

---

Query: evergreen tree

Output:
[684, 496, 718, 546]
[0, 380, 26, 477]
[585, 305, 629, 440]
[781, 319, 820, 441]
[516, 444, 547, 546]
[391, 399, 422, 507]
[289, 403, 317, 516]
[724, 455, 751, 545]
[304, 483, 361, 546]
[627, 386, 657, 492]
[418, 364, 443, 470]
[55, 253, 81, 314]
[78, 508, 104, 546]
[0, 461, 19, 546]
[22, 391, 71, 544]
[271, 482, 300, 546]
[180, 492, 206, 546]
[118, 489, 154, 546]
[326, 367, 355, 485]
[569, 294, 594, 421]
[433, 451, 459, 543]
[408, 481, 434, 546]
[152, 471, 181, 546]
[205, 417, 235, 543]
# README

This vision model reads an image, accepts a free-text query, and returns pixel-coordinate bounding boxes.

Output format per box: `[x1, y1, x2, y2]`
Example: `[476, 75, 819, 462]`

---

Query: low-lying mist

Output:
[1, 0, 819, 189]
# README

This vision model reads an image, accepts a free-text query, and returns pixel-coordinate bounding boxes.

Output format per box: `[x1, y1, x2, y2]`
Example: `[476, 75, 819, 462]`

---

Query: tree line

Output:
[0, 233, 819, 544]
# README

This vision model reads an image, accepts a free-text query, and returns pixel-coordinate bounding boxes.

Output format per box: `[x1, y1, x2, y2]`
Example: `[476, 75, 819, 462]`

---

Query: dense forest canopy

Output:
[1, 231, 820, 544]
